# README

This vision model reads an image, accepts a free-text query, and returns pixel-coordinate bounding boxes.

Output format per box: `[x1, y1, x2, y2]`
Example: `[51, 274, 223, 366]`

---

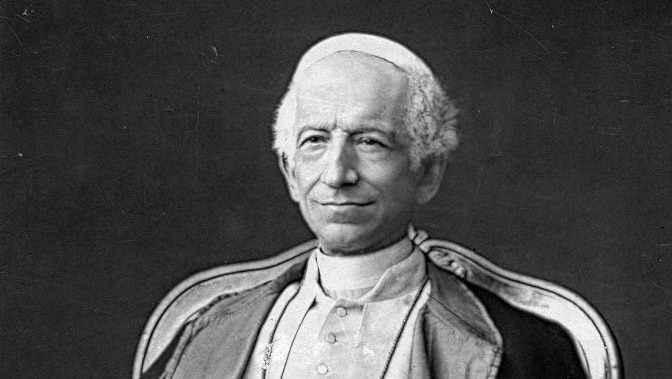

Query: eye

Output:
[299, 135, 328, 148]
[356, 137, 387, 149]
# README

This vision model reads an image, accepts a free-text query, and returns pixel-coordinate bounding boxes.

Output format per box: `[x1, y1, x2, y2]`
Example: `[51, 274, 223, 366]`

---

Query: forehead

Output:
[294, 51, 409, 135]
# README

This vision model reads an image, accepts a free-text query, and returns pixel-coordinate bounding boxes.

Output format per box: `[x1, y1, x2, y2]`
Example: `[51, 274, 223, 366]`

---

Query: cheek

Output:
[292, 164, 318, 193]
[372, 166, 420, 198]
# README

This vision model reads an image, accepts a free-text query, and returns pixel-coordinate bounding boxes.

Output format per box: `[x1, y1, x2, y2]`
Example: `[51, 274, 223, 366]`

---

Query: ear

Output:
[279, 154, 301, 203]
[415, 155, 447, 205]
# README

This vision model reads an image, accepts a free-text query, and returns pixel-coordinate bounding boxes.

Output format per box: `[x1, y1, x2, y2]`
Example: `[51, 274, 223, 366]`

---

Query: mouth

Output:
[312, 200, 374, 223]
[318, 201, 373, 207]
[316, 201, 375, 214]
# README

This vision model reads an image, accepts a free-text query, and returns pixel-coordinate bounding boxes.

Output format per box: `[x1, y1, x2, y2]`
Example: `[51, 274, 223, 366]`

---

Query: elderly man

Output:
[140, 33, 587, 378]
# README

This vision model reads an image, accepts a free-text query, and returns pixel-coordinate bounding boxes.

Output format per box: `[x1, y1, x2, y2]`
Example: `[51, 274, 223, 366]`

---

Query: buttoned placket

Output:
[309, 297, 364, 377]
[260, 245, 428, 379]
[262, 288, 427, 378]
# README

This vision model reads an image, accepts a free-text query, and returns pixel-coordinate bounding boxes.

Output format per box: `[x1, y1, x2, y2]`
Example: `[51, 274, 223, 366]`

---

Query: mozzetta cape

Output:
[141, 257, 586, 379]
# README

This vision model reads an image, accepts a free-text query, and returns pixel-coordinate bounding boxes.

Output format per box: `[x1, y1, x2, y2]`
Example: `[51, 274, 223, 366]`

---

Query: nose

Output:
[320, 139, 358, 188]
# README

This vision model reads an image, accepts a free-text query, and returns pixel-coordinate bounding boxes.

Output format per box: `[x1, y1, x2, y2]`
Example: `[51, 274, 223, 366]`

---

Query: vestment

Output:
[141, 247, 586, 379]
[245, 243, 431, 378]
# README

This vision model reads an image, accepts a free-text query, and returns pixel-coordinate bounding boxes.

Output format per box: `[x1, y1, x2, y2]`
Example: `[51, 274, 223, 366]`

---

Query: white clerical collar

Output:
[315, 235, 413, 294]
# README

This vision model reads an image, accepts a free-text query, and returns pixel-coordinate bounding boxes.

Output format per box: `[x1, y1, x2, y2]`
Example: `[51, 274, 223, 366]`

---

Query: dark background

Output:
[2, 0, 671, 377]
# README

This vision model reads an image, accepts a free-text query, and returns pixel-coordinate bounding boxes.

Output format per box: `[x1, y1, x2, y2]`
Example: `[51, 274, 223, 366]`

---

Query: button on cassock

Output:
[325, 333, 336, 343]
[316, 363, 329, 375]
[336, 307, 347, 317]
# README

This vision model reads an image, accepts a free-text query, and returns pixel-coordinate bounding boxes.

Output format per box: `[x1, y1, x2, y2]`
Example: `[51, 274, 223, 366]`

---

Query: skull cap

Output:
[291, 33, 434, 83]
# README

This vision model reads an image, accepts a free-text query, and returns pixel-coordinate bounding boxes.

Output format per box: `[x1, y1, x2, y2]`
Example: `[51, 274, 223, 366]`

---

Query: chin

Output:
[315, 223, 376, 255]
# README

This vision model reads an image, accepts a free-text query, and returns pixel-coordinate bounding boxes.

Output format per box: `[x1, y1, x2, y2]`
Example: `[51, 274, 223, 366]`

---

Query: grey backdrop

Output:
[2, 1, 671, 378]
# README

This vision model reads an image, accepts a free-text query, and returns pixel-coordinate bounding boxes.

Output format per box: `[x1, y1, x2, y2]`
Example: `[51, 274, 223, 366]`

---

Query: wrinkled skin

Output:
[281, 51, 445, 255]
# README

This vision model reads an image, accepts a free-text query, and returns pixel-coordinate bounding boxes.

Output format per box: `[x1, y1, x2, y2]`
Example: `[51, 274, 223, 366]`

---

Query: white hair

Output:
[273, 33, 459, 168]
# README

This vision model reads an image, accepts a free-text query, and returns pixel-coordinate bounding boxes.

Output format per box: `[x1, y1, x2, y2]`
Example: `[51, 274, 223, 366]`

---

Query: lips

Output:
[311, 199, 374, 223]
[317, 201, 373, 206]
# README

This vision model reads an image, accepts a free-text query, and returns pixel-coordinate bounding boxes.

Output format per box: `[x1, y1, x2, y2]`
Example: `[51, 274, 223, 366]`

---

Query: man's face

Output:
[282, 52, 438, 255]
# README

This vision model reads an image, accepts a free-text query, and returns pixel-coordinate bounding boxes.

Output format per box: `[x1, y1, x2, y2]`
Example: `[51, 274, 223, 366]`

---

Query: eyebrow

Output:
[296, 119, 398, 141]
